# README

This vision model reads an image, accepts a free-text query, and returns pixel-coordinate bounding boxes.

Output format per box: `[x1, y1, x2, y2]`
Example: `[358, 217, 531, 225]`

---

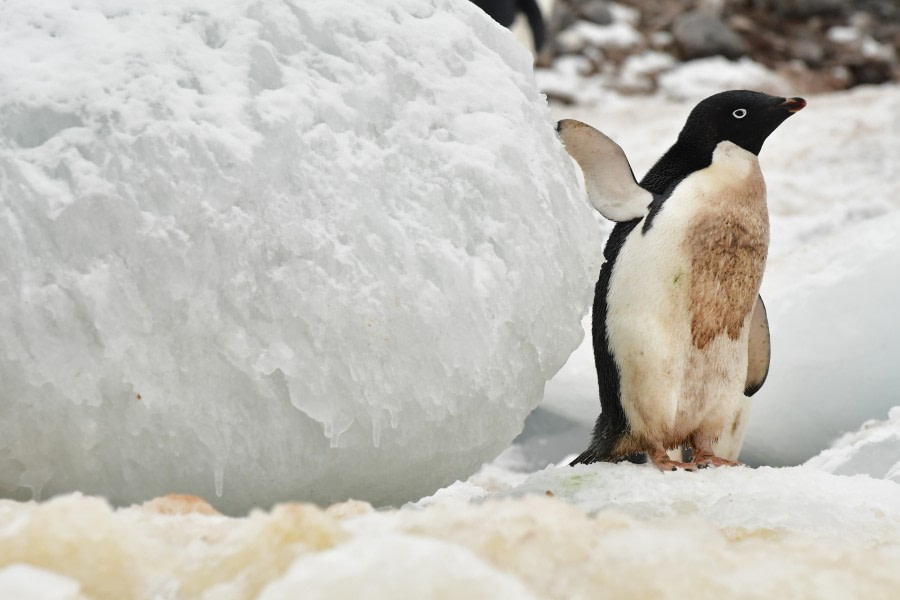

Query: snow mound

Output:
[6, 464, 900, 600]
[257, 534, 538, 600]
[0, 564, 84, 600]
[378, 491, 900, 599]
[806, 407, 900, 483]
[0, 0, 599, 513]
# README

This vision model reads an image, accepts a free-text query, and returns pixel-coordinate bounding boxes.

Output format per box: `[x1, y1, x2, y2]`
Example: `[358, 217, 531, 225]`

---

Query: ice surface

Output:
[0, 0, 600, 513]
[511, 462, 900, 543]
[806, 407, 900, 483]
[387, 471, 900, 599]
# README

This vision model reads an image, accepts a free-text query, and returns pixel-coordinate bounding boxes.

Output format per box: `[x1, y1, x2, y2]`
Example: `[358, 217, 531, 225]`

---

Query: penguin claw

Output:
[693, 454, 744, 468]
[649, 457, 698, 472]
[648, 447, 703, 471]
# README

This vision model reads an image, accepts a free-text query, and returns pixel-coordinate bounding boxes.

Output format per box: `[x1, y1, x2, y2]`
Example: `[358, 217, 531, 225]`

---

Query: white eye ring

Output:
[733, 108, 747, 119]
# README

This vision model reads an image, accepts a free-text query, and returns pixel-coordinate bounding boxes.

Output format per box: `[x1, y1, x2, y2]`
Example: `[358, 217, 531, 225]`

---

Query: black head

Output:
[678, 90, 806, 156]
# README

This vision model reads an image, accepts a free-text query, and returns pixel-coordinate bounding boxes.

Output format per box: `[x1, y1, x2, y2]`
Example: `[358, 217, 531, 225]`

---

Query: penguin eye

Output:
[732, 108, 747, 119]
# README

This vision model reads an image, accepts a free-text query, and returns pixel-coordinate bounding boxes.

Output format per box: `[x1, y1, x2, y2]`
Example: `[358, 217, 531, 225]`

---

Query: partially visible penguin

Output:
[558, 90, 805, 470]
[469, 0, 546, 51]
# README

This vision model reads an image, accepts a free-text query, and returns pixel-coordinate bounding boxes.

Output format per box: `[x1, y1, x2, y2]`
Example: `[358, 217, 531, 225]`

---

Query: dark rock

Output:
[541, 0, 614, 65]
[851, 0, 900, 22]
[536, 0, 900, 94]
[547, 4, 576, 35]
[848, 58, 894, 85]
[580, 1, 614, 25]
[791, 37, 827, 67]
[549, 0, 613, 33]
[777, 0, 845, 18]
[672, 11, 748, 60]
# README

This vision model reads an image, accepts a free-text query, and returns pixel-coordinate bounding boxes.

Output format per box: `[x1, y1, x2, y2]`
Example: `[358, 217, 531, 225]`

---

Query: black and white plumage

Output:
[468, 0, 546, 51]
[558, 90, 805, 470]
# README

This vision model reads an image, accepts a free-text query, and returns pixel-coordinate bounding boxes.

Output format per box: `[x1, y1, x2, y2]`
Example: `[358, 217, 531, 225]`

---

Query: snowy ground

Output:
[3, 457, 900, 599]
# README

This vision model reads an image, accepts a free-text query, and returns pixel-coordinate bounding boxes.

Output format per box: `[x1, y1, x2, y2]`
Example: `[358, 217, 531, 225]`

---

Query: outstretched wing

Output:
[744, 294, 771, 396]
[557, 119, 652, 222]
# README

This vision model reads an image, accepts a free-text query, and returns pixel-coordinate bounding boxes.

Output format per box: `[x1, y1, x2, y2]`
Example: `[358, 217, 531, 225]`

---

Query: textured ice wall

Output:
[0, 0, 599, 512]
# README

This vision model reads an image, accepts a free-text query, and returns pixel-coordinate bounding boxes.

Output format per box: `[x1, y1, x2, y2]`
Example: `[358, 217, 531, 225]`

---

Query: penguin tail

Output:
[570, 447, 648, 466]
[569, 438, 616, 466]
[569, 447, 600, 466]
[570, 413, 632, 466]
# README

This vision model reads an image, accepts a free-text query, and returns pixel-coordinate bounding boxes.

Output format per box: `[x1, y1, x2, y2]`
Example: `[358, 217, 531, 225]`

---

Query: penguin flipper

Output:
[744, 294, 771, 396]
[557, 119, 652, 222]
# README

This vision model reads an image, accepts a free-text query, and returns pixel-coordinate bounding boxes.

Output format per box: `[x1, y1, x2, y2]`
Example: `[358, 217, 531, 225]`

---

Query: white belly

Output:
[605, 142, 768, 449]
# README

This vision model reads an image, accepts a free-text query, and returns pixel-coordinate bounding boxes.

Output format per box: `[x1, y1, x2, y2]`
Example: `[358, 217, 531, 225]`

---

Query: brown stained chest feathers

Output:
[685, 171, 769, 350]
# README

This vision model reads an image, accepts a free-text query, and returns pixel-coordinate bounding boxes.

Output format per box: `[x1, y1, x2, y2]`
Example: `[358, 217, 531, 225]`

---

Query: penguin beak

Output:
[775, 97, 806, 113]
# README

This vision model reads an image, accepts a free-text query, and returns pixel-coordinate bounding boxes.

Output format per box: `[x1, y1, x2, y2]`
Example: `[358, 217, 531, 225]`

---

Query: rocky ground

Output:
[537, 0, 900, 100]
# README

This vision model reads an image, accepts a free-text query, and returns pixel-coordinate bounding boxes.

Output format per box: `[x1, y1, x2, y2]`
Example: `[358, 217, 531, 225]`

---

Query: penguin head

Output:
[678, 90, 806, 156]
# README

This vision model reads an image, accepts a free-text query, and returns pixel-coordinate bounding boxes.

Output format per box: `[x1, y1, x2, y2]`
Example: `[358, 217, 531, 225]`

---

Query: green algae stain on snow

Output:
[556, 472, 600, 497]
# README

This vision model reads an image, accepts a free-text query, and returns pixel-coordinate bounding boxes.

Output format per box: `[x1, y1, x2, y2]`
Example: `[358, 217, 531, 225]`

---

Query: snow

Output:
[744, 209, 900, 465]
[827, 26, 860, 44]
[620, 50, 677, 83]
[806, 407, 900, 483]
[257, 534, 538, 600]
[569, 20, 643, 50]
[0, 0, 600, 514]
[657, 56, 792, 100]
[3, 460, 900, 598]
[512, 463, 900, 543]
[533, 56, 599, 103]
[0, 564, 84, 600]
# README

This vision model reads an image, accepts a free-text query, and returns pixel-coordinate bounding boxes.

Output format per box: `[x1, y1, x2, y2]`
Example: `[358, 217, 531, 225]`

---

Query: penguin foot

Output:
[689, 434, 744, 468]
[648, 447, 697, 472]
[692, 452, 743, 468]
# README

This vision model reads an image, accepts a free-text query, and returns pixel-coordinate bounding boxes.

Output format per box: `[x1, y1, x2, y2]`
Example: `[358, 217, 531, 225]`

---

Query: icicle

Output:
[214, 463, 224, 498]
[373, 418, 381, 448]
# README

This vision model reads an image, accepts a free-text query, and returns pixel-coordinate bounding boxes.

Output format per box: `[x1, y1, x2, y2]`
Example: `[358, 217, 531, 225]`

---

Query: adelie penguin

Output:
[558, 90, 805, 471]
